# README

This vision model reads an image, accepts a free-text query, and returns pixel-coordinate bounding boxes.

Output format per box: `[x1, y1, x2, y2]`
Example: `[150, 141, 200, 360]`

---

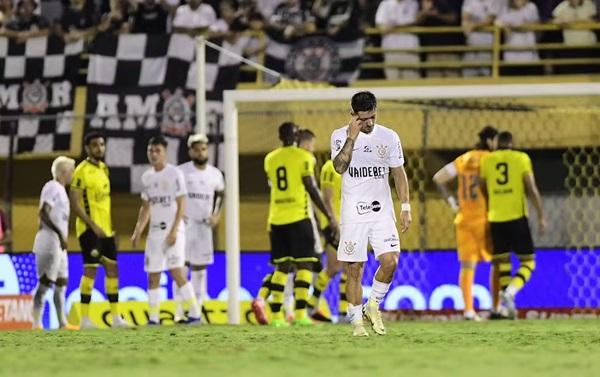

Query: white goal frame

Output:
[221, 82, 600, 324]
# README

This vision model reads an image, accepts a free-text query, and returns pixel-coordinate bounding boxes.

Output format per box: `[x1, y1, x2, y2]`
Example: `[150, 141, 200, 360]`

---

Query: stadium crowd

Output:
[0, 0, 599, 77]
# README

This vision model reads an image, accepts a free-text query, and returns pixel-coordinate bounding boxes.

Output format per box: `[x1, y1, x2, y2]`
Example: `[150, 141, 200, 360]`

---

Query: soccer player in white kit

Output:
[331, 91, 412, 337]
[173, 134, 225, 322]
[131, 136, 202, 325]
[32, 156, 76, 330]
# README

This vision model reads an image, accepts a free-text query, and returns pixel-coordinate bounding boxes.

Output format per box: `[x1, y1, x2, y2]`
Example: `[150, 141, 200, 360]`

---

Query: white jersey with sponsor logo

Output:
[178, 161, 225, 222]
[331, 124, 405, 224]
[141, 164, 187, 233]
[38, 180, 70, 240]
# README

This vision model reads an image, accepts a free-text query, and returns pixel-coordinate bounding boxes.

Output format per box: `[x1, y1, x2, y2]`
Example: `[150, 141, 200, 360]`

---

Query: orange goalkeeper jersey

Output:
[454, 149, 489, 226]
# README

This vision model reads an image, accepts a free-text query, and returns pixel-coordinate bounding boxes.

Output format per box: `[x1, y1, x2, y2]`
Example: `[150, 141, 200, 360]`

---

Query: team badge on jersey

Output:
[376, 145, 388, 159]
[343, 241, 357, 255]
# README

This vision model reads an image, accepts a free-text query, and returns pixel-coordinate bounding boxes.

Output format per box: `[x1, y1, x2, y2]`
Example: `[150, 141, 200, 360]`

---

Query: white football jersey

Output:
[38, 180, 70, 239]
[178, 162, 225, 222]
[141, 164, 187, 233]
[331, 124, 405, 224]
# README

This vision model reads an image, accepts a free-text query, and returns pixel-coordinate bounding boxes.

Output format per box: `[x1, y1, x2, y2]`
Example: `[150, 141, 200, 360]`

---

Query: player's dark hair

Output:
[476, 125, 498, 150]
[297, 128, 315, 144]
[148, 135, 168, 148]
[84, 131, 105, 146]
[497, 131, 513, 148]
[351, 91, 377, 113]
[279, 122, 298, 146]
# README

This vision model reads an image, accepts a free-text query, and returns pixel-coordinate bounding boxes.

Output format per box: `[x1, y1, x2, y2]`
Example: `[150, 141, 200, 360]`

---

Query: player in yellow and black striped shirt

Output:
[480, 131, 546, 319]
[69, 132, 129, 329]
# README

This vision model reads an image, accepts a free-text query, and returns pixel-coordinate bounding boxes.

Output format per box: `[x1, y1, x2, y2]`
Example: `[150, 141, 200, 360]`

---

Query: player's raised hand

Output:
[347, 114, 362, 140]
[166, 230, 177, 246]
[400, 210, 412, 233]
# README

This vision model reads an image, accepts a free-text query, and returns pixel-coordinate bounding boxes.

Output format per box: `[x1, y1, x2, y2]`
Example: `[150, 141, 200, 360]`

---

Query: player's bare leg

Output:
[460, 261, 481, 321]
[364, 252, 398, 335]
[171, 267, 202, 324]
[345, 261, 368, 337]
[79, 266, 97, 329]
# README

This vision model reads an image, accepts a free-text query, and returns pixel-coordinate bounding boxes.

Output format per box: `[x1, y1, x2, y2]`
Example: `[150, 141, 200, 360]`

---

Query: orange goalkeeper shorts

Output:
[456, 221, 492, 263]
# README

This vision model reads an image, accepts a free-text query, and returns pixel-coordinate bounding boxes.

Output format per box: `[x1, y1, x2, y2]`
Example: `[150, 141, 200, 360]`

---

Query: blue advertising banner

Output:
[1, 248, 597, 328]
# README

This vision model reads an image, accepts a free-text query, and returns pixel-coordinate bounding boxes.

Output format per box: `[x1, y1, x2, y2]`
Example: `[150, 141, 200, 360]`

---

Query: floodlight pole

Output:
[196, 35, 207, 136]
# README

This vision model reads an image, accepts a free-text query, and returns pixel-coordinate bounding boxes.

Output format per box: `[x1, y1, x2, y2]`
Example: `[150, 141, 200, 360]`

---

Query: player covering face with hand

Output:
[331, 91, 411, 336]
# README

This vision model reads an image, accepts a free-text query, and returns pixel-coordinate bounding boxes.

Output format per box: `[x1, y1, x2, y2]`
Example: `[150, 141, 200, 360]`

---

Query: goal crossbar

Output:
[222, 82, 600, 324]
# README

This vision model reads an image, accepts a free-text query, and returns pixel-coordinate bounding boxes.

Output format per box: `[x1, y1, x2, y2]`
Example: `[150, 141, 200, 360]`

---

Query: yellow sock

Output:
[294, 269, 312, 320]
[269, 270, 288, 321]
[459, 267, 475, 313]
[258, 273, 273, 301]
[308, 270, 331, 309]
[338, 272, 348, 316]
[105, 277, 119, 317]
[79, 276, 94, 319]
[508, 258, 536, 295]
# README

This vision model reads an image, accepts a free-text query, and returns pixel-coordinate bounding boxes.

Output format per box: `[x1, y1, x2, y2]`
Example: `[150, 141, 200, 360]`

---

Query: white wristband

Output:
[447, 196, 459, 212]
[401, 203, 411, 212]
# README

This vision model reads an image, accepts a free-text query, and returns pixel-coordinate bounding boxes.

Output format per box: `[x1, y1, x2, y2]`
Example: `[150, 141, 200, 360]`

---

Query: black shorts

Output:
[270, 219, 317, 264]
[79, 229, 118, 266]
[490, 217, 534, 256]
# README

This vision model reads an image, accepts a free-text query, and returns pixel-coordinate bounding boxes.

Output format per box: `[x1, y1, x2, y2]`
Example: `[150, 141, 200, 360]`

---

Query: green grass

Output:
[2, 320, 600, 377]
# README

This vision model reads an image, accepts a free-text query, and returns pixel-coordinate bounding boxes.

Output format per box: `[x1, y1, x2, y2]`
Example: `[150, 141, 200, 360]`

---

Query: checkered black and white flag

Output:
[0, 36, 83, 156]
[85, 34, 240, 192]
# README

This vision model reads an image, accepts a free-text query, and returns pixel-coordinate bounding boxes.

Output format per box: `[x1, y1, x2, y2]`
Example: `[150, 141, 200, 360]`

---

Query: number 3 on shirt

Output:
[496, 162, 509, 185]
[276, 166, 288, 190]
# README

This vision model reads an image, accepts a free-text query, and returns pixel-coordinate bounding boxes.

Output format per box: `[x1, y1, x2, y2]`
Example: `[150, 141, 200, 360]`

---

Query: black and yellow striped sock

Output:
[268, 270, 288, 321]
[258, 273, 273, 301]
[308, 270, 330, 309]
[495, 255, 512, 291]
[508, 258, 536, 295]
[294, 269, 312, 320]
[79, 275, 94, 319]
[105, 277, 119, 318]
[338, 272, 348, 317]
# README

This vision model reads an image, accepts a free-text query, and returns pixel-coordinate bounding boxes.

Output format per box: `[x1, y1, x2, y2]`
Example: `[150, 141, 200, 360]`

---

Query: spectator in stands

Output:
[172, 0, 216, 36]
[553, 0, 598, 73]
[4, 0, 50, 40]
[266, 0, 316, 41]
[132, 0, 171, 34]
[97, 0, 134, 34]
[462, 0, 501, 77]
[256, 0, 284, 19]
[376, 0, 421, 79]
[312, 0, 362, 41]
[0, 207, 10, 253]
[496, 0, 540, 75]
[417, 0, 463, 77]
[0, 0, 13, 28]
[59, 0, 99, 42]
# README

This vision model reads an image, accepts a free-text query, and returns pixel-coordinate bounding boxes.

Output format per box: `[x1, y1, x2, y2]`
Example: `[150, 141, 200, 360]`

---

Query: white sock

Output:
[179, 282, 201, 319]
[190, 269, 207, 308]
[172, 280, 184, 319]
[148, 288, 161, 323]
[53, 285, 67, 327]
[348, 303, 363, 324]
[32, 284, 49, 328]
[369, 279, 391, 305]
[284, 273, 295, 317]
[505, 284, 518, 297]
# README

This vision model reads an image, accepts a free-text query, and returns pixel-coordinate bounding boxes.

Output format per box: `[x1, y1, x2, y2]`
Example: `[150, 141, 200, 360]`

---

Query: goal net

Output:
[223, 84, 600, 324]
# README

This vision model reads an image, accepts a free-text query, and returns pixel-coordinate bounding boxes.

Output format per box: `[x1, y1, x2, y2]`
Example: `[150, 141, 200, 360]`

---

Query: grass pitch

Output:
[2, 320, 599, 377]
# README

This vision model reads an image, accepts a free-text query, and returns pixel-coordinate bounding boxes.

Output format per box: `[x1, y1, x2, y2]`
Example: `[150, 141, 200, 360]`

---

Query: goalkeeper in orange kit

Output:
[433, 126, 498, 321]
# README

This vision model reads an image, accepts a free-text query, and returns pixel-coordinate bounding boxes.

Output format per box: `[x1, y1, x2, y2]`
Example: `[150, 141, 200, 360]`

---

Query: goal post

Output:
[223, 83, 600, 324]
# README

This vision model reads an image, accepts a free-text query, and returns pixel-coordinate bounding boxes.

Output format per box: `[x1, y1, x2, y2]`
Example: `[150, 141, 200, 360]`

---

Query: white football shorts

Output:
[33, 229, 68, 282]
[185, 219, 214, 266]
[145, 229, 186, 273]
[337, 218, 400, 263]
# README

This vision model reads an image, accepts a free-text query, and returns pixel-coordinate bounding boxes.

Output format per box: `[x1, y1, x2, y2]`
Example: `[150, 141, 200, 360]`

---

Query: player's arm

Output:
[39, 203, 68, 250]
[333, 116, 362, 174]
[69, 188, 106, 238]
[478, 159, 489, 203]
[166, 195, 186, 246]
[524, 172, 547, 234]
[131, 200, 150, 248]
[303, 176, 337, 231]
[209, 190, 224, 228]
[433, 162, 459, 213]
[0, 211, 11, 246]
[391, 166, 412, 233]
